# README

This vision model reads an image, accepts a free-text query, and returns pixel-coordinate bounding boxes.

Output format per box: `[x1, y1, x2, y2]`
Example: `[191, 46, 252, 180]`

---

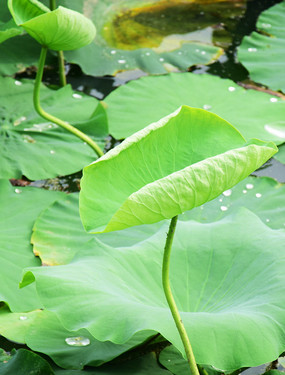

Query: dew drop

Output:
[145, 52, 151, 56]
[50, 150, 55, 154]
[242, 189, 247, 194]
[195, 48, 200, 52]
[247, 47, 257, 52]
[219, 198, 223, 202]
[201, 51, 206, 55]
[178, 51, 182, 55]
[65, 337, 90, 347]
[255, 193, 262, 198]
[159, 58, 165, 62]
[246, 183, 254, 189]
[73, 93, 82, 99]
[200, 205, 204, 210]
[203, 104, 212, 110]
[220, 206, 228, 211]
[15, 80, 22, 86]
[118, 59, 126, 64]
[266, 219, 270, 223]
[228, 86, 236, 92]
[168, 359, 171, 362]
[110, 50, 116, 55]
[223, 189, 232, 197]
[270, 97, 278, 103]
[262, 23, 271, 29]
[19, 316, 28, 321]
[15, 188, 22, 194]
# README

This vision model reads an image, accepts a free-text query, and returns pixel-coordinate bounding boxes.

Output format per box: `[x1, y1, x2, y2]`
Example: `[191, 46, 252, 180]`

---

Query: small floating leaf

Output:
[80, 106, 277, 233]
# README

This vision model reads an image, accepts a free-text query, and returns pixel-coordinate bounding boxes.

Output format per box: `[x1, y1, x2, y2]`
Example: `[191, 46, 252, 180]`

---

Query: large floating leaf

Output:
[63, 0, 236, 75]
[8, 0, 96, 51]
[32, 176, 285, 266]
[80, 106, 277, 233]
[0, 348, 54, 375]
[0, 305, 153, 370]
[104, 72, 285, 142]
[0, 77, 107, 180]
[22, 210, 285, 371]
[0, 18, 22, 44]
[238, 1, 285, 92]
[0, 180, 64, 311]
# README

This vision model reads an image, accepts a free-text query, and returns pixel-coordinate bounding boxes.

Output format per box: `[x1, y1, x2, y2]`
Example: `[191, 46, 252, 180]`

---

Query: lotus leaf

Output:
[63, 0, 228, 75]
[0, 180, 64, 311]
[8, 0, 96, 51]
[0, 304, 154, 369]
[80, 106, 277, 233]
[0, 19, 22, 44]
[275, 144, 285, 165]
[237, 1, 285, 92]
[0, 77, 107, 180]
[0, 348, 54, 375]
[31, 176, 284, 266]
[21, 210, 285, 371]
[104, 72, 285, 142]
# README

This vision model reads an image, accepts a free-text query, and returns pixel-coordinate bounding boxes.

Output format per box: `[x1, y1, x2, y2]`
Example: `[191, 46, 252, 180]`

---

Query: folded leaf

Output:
[80, 106, 277, 233]
[8, 0, 96, 51]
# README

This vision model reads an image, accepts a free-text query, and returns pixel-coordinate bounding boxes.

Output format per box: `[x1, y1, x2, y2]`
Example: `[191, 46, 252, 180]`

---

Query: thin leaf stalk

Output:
[33, 46, 104, 158]
[162, 215, 200, 375]
[49, 0, 67, 87]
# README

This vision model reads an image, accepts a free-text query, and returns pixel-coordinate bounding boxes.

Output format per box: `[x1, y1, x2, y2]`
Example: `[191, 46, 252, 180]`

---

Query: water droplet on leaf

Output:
[203, 104, 212, 110]
[50, 150, 55, 154]
[65, 337, 90, 347]
[73, 93, 82, 99]
[223, 189, 232, 197]
[246, 183, 254, 189]
[15, 188, 22, 194]
[220, 206, 228, 211]
[14, 80, 22, 86]
[255, 193, 262, 198]
[247, 47, 257, 52]
[270, 97, 278, 103]
[118, 59, 126, 64]
[228, 86, 236, 92]
[19, 316, 28, 321]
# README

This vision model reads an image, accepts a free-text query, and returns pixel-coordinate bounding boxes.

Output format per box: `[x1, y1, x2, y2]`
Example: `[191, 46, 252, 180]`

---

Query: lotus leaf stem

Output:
[33, 46, 104, 158]
[162, 215, 200, 375]
[49, 0, 67, 87]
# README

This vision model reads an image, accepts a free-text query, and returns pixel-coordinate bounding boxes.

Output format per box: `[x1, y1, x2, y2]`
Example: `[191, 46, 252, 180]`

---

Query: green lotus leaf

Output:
[0, 18, 22, 44]
[0, 305, 154, 370]
[0, 348, 54, 375]
[21, 209, 285, 371]
[237, 1, 285, 92]
[0, 77, 107, 180]
[104, 72, 285, 142]
[0, 180, 64, 311]
[8, 0, 96, 51]
[80, 106, 277, 233]
[31, 176, 284, 266]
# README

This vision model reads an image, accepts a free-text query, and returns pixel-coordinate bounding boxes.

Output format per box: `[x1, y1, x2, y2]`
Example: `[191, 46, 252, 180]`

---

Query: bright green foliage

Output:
[31, 176, 284, 266]
[0, 77, 107, 179]
[238, 1, 285, 92]
[8, 0, 96, 51]
[104, 72, 285, 142]
[22, 210, 285, 371]
[0, 180, 64, 311]
[275, 143, 285, 165]
[80, 106, 277, 233]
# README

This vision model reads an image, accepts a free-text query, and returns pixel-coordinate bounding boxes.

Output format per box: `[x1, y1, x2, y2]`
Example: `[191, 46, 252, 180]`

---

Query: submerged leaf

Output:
[8, 0, 96, 51]
[22, 209, 285, 371]
[80, 106, 277, 233]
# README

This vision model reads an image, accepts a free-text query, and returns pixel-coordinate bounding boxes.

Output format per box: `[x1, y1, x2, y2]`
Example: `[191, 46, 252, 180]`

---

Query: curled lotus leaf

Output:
[80, 105, 277, 233]
[8, 0, 96, 51]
